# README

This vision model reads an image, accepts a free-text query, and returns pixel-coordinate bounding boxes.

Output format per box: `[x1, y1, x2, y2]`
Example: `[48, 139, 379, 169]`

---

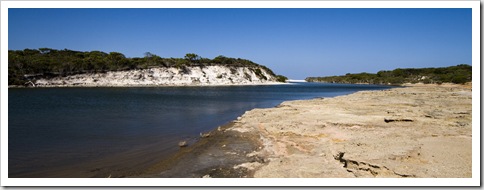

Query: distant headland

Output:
[306, 64, 471, 86]
[8, 48, 288, 87]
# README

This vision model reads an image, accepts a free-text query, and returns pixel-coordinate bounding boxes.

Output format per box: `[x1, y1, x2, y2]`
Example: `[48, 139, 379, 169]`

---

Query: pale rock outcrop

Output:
[34, 66, 280, 87]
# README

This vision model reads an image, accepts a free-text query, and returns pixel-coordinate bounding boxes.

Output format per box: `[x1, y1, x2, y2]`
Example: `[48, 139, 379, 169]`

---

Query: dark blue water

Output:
[8, 82, 391, 177]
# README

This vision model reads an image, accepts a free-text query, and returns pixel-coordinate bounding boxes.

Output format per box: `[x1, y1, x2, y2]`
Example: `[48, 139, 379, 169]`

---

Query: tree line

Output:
[9, 48, 287, 85]
[306, 64, 472, 85]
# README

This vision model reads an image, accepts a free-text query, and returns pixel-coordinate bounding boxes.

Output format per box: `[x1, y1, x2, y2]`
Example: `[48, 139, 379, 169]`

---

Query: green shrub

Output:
[276, 75, 288, 82]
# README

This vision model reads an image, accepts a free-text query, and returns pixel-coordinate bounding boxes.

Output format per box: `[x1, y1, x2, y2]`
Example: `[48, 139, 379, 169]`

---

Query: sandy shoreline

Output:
[140, 83, 472, 178]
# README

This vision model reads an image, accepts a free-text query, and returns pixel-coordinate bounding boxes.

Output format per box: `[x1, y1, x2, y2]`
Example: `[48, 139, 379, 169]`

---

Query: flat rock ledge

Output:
[142, 83, 472, 178]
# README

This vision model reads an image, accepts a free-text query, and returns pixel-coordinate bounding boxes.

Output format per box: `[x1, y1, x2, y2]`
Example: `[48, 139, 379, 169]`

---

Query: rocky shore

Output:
[141, 83, 472, 178]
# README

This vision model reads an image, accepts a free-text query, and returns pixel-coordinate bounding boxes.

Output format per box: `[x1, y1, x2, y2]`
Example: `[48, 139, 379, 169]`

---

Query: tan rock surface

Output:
[230, 83, 472, 178]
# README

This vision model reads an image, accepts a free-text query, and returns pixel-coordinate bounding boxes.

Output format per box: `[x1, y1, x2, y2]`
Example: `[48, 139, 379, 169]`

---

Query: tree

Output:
[213, 55, 234, 65]
[144, 52, 154, 58]
[184, 53, 200, 63]
[86, 51, 108, 71]
[107, 52, 127, 70]
[142, 52, 163, 68]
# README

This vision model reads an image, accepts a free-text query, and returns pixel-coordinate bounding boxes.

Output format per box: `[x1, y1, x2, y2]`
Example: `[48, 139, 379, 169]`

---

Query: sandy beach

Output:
[142, 83, 472, 178]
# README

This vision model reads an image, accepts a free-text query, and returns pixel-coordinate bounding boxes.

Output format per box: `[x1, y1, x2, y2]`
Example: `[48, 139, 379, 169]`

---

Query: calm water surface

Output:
[8, 82, 392, 177]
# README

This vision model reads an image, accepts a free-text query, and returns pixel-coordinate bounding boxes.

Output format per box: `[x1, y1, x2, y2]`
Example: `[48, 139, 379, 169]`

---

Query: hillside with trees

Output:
[306, 64, 472, 85]
[8, 48, 288, 85]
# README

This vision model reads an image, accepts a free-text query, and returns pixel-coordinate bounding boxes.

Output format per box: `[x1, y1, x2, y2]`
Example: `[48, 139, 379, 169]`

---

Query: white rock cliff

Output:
[34, 66, 280, 87]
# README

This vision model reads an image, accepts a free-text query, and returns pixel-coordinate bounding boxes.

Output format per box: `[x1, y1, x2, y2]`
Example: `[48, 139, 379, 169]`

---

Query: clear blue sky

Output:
[8, 8, 472, 79]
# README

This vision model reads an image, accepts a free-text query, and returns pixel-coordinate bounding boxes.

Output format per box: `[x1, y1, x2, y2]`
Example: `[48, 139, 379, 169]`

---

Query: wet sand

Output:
[139, 83, 472, 178]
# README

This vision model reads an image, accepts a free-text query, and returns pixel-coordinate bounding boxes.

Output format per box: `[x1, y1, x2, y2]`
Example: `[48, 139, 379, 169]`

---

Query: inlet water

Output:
[8, 82, 392, 177]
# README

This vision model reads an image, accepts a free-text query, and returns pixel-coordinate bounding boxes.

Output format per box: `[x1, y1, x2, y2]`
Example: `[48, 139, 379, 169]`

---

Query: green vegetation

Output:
[9, 48, 287, 85]
[306, 64, 472, 85]
[275, 75, 288, 83]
